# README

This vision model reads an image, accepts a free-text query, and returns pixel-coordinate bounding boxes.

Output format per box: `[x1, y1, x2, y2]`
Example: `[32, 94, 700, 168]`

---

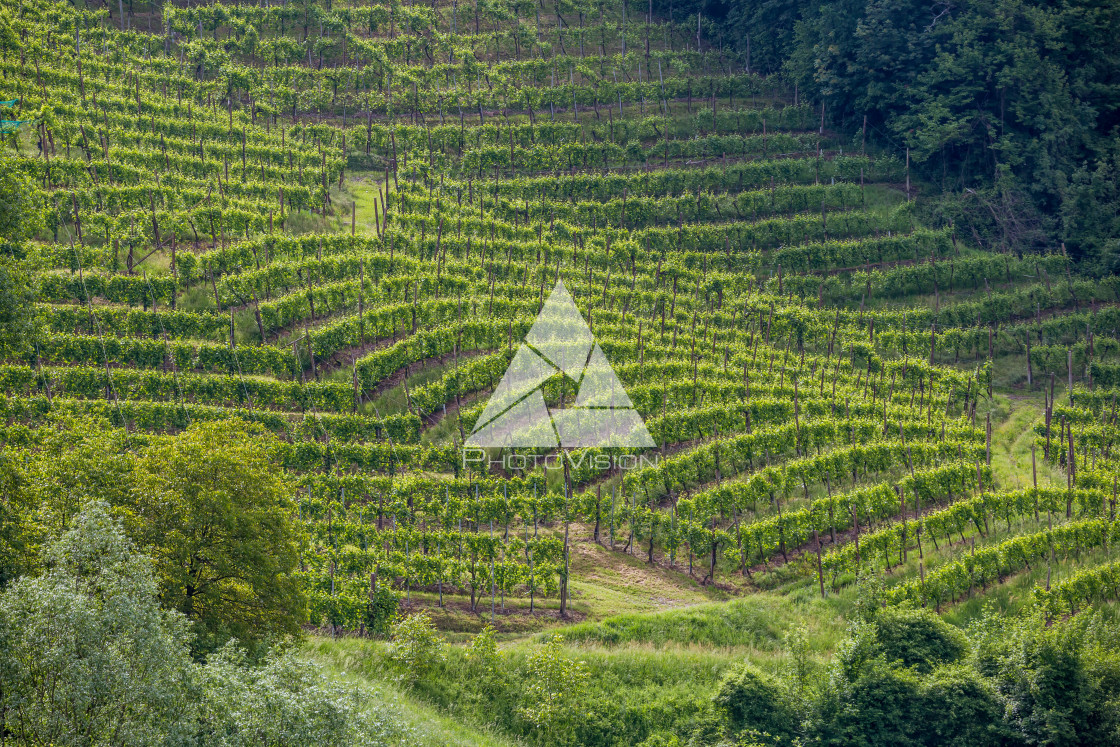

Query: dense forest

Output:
[1, 0, 1120, 744]
[667, 0, 1120, 267]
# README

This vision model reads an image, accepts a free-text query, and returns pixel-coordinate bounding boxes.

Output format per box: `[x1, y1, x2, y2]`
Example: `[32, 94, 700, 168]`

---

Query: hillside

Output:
[1, 0, 1119, 745]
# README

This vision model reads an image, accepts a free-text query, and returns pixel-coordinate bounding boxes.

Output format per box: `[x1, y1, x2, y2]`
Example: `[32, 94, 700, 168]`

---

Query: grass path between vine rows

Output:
[987, 392, 1066, 492]
[338, 172, 387, 237]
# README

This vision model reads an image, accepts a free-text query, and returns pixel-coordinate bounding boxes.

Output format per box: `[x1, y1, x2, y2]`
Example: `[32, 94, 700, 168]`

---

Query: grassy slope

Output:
[307, 639, 521, 747]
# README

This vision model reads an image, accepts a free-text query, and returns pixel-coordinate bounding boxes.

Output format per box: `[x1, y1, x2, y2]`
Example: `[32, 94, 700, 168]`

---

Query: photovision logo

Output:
[465, 279, 655, 449]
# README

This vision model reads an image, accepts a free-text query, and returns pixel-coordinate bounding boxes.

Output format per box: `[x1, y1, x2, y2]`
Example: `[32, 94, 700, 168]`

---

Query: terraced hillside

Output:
[4, 0, 1120, 651]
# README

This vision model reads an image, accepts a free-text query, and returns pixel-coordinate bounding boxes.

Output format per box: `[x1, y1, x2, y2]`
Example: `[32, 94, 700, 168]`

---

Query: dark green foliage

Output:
[798, 609, 1120, 747]
[712, 663, 794, 742]
[873, 608, 968, 674]
[832, 661, 923, 747]
[818, 661, 1010, 747]
[917, 665, 1011, 747]
[1063, 145, 1120, 274]
[651, 0, 804, 73]
[128, 420, 307, 655]
[985, 619, 1116, 746]
[702, 0, 1120, 265]
[363, 586, 399, 638]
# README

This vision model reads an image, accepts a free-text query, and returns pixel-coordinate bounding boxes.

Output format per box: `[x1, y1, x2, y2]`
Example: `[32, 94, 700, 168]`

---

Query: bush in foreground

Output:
[0, 501, 408, 747]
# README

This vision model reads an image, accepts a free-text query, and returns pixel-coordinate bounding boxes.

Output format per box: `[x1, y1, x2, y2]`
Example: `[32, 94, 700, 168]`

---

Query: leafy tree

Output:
[0, 502, 198, 746]
[1082, 614, 1120, 743]
[783, 623, 817, 703]
[517, 634, 590, 746]
[852, 567, 886, 623]
[811, 615, 970, 746]
[128, 420, 306, 654]
[725, 0, 811, 74]
[693, 0, 1120, 259]
[1063, 144, 1120, 272]
[387, 610, 446, 686]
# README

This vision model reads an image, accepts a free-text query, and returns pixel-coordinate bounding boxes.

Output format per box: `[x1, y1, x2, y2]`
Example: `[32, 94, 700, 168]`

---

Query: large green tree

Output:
[0, 502, 398, 746]
[127, 420, 307, 654]
[18, 417, 307, 654]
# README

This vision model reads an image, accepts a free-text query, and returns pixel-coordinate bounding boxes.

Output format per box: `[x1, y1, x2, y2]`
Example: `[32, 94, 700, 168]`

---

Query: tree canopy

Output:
[127, 420, 307, 654]
[687, 0, 1120, 266]
[14, 417, 307, 654]
[0, 502, 399, 746]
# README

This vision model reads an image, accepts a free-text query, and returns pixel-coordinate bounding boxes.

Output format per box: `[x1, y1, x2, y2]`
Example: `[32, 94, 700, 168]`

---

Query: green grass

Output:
[860, 183, 908, 211]
[362, 358, 460, 417]
[304, 639, 522, 747]
[281, 206, 339, 235]
[421, 399, 474, 446]
[565, 533, 732, 614]
[178, 283, 217, 312]
[315, 172, 386, 237]
[307, 633, 745, 745]
[986, 392, 1066, 491]
[549, 589, 847, 657]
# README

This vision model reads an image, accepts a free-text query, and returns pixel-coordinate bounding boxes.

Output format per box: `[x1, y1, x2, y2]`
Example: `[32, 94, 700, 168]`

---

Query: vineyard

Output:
[3, 0, 1120, 744]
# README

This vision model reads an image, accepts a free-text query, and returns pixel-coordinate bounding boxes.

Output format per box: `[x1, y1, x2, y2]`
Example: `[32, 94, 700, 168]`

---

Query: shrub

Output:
[712, 662, 794, 741]
[364, 585, 399, 637]
[197, 643, 408, 746]
[387, 611, 445, 685]
[874, 607, 968, 674]
[518, 635, 590, 746]
[838, 661, 923, 747]
[917, 664, 1010, 747]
